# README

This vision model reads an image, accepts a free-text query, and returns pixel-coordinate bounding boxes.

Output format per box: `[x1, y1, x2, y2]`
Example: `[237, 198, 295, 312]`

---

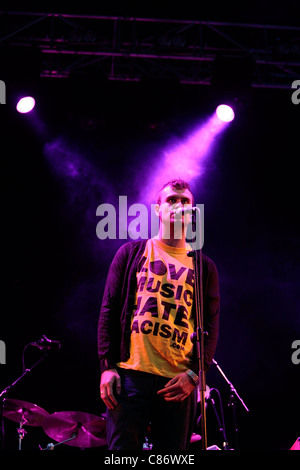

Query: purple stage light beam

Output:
[16, 96, 36, 114]
[140, 109, 233, 204]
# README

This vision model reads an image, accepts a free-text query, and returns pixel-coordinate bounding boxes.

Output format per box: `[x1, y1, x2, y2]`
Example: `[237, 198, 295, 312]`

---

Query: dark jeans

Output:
[106, 368, 197, 451]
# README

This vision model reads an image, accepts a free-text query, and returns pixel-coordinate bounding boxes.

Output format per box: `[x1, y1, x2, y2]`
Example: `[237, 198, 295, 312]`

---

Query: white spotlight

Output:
[216, 104, 235, 123]
[16, 96, 36, 114]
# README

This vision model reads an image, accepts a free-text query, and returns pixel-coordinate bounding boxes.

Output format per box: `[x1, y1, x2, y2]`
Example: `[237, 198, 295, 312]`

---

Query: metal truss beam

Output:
[1, 11, 300, 89]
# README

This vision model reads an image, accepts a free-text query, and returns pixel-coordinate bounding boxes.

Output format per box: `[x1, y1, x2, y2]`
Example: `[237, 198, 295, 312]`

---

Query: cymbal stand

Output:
[212, 359, 249, 450]
[17, 412, 27, 450]
[0, 352, 48, 450]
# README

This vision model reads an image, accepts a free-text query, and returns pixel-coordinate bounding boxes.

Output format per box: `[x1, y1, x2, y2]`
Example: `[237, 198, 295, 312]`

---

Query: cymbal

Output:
[3, 399, 49, 427]
[43, 411, 106, 448]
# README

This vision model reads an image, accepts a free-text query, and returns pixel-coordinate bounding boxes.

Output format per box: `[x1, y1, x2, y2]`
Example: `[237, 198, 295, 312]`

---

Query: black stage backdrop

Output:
[0, 3, 299, 453]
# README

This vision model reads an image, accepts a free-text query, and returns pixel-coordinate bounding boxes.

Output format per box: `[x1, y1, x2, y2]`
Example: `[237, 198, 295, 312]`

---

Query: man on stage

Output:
[97, 178, 220, 451]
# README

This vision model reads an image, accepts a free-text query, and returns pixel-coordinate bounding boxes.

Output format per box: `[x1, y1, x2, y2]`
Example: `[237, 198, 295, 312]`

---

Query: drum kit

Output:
[2, 397, 204, 450]
[0, 347, 248, 451]
[0, 385, 211, 450]
[0, 334, 249, 451]
[1, 398, 107, 450]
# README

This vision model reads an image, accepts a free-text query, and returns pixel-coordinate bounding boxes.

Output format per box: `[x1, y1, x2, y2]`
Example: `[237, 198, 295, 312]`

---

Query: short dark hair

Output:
[156, 178, 193, 204]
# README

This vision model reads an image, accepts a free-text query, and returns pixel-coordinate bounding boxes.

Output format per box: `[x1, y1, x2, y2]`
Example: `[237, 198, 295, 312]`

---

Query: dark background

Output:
[0, 2, 299, 453]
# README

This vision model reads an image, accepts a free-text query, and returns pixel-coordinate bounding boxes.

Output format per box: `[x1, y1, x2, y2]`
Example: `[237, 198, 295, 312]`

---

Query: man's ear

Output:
[154, 203, 160, 217]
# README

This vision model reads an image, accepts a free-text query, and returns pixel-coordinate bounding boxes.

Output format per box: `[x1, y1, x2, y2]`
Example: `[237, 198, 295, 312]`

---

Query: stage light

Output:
[16, 96, 36, 114]
[216, 104, 235, 122]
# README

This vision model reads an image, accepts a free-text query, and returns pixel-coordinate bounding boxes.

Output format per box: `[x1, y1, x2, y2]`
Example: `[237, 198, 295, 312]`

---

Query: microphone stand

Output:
[206, 389, 229, 450]
[212, 359, 249, 450]
[188, 207, 207, 450]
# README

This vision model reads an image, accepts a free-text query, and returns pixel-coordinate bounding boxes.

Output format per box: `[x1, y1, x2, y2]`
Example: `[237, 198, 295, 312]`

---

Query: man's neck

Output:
[156, 227, 187, 249]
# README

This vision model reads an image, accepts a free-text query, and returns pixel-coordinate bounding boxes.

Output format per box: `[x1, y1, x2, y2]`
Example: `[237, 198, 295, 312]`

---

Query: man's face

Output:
[155, 185, 193, 229]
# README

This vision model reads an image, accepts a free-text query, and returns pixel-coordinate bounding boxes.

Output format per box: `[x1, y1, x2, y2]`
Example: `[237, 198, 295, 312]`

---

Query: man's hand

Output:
[157, 372, 196, 402]
[100, 368, 121, 410]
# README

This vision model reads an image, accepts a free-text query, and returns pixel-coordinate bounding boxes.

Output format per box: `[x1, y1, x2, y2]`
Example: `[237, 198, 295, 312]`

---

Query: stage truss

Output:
[1, 11, 300, 89]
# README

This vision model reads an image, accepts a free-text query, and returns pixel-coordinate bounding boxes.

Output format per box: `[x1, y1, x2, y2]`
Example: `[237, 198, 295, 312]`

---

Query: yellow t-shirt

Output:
[118, 238, 195, 378]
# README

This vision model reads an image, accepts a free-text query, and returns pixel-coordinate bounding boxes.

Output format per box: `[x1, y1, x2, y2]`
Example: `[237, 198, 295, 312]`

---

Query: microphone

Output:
[173, 206, 197, 216]
[30, 335, 61, 351]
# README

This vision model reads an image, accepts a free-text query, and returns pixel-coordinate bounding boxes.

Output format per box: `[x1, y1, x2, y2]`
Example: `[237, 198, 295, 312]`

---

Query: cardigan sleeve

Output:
[97, 243, 130, 374]
[203, 257, 220, 371]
